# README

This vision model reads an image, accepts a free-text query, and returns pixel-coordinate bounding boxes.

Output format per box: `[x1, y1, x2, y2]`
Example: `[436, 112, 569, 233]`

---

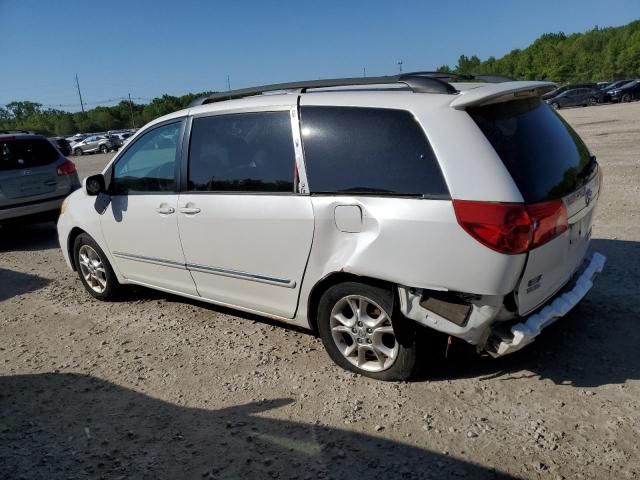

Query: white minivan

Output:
[58, 73, 605, 380]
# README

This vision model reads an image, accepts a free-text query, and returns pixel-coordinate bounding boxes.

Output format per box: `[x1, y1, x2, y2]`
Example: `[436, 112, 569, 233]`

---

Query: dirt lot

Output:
[1, 103, 639, 479]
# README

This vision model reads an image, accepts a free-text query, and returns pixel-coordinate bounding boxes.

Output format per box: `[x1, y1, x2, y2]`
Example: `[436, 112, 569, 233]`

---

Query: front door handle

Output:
[156, 205, 175, 215]
[179, 204, 201, 215]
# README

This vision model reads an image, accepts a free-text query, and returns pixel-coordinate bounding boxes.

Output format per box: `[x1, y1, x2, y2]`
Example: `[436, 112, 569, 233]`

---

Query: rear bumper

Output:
[0, 195, 67, 221]
[488, 252, 606, 357]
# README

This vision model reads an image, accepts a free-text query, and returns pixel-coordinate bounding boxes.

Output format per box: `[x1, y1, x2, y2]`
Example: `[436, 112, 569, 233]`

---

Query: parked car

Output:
[72, 135, 115, 155]
[66, 134, 87, 144]
[607, 79, 640, 103]
[602, 80, 634, 102]
[545, 88, 601, 108]
[49, 137, 72, 156]
[57, 74, 605, 380]
[109, 132, 134, 149]
[542, 83, 597, 100]
[1, 131, 80, 226]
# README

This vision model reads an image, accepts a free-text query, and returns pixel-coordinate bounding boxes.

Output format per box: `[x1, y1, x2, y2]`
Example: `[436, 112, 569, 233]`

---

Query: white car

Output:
[57, 73, 605, 380]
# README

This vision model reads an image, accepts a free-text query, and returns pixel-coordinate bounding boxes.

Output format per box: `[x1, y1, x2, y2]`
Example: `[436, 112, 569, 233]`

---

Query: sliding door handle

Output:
[179, 206, 201, 215]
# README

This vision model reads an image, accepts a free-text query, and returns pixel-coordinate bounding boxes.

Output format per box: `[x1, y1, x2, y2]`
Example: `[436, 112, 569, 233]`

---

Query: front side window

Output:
[300, 106, 449, 197]
[112, 122, 181, 195]
[188, 111, 295, 193]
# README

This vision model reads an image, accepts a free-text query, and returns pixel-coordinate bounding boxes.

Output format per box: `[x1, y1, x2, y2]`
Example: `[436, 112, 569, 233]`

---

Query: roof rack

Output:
[0, 129, 35, 135]
[189, 71, 515, 106]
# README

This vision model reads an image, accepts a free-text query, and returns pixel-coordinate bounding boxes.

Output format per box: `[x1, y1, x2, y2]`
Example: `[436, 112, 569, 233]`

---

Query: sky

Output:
[1, 0, 639, 111]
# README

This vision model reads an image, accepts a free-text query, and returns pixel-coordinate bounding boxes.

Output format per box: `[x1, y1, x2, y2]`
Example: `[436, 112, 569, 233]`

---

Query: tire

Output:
[73, 147, 83, 156]
[622, 93, 632, 103]
[73, 233, 121, 300]
[588, 97, 597, 106]
[317, 281, 417, 381]
[99, 144, 109, 153]
[551, 102, 560, 109]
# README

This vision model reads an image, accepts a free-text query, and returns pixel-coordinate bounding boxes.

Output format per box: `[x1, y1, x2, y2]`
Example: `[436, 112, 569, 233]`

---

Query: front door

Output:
[177, 109, 314, 318]
[100, 120, 197, 295]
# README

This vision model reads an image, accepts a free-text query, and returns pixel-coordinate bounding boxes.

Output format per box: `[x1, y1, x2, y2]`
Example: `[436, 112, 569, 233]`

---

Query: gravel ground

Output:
[1, 103, 639, 479]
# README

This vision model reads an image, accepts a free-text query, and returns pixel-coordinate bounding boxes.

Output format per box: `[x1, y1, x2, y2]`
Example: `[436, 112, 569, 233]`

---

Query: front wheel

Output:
[317, 282, 417, 381]
[622, 93, 632, 103]
[588, 97, 597, 106]
[73, 233, 121, 300]
[73, 147, 83, 156]
[99, 144, 109, 153]
[551, 102, 560, 109]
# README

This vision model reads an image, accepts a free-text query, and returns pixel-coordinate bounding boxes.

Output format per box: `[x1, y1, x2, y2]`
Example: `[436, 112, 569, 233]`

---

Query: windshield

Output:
[468, 97, 595, 203]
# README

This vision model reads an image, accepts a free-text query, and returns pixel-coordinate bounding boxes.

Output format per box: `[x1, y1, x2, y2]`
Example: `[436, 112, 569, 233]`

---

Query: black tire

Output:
[73, 147, 83, 156]
[99, 144, 109, 153]
[551, 102, 560, 109]
[317, 281, 417, 381]
[73, 233, 121, 300]
[622, 93, 632, 103]
[588, 97, 597, 106]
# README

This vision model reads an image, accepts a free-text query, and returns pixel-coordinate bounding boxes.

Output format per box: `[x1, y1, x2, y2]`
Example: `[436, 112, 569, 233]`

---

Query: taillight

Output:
[527, 199, 568, 249]
[453, 199, 569, 255]
[57, 160, 77, 176]
[453, 200, 532, 254]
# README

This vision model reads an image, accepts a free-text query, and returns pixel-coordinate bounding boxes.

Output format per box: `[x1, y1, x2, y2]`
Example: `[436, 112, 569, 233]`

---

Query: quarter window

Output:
[300, 106, 449, 197]
[111, 122, 181, 195]
[188, 111, 295, 193]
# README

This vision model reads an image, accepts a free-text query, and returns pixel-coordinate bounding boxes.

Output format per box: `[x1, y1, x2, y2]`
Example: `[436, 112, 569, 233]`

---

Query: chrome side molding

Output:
[112, 251, 295, 288]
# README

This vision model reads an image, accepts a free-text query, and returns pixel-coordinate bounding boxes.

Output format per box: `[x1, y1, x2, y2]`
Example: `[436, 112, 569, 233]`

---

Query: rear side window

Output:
[0, 138, 59, 171]
[300, 106, 449, 198]
[188, 111, 295, 193]
[468, 98, 594, 203]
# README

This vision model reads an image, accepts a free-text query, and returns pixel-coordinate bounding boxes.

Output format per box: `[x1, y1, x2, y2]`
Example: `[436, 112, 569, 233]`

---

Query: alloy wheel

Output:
[329, 295, 399, 372]
[78, 245, 108, 293]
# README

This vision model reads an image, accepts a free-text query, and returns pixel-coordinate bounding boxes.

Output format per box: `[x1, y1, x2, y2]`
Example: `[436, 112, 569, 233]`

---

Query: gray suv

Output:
[0, 131, 80, 226]
[72, 134, 115, 156]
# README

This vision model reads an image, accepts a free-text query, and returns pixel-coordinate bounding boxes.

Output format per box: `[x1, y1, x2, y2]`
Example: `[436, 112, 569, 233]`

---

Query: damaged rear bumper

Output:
[487, 252, 606, 357]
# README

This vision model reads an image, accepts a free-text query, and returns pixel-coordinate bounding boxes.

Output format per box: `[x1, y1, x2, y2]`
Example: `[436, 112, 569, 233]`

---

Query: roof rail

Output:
[188, 71, 516, 107]
[190, 72, 459, 106]
[0, 129, 35, 135]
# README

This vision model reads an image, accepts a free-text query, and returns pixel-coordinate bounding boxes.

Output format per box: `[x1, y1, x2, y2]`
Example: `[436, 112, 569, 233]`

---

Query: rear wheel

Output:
[99, 144, 109, 153]
[73, 233, 121, 300]
[317, 282, 416, 381]
[73, 147, 83, 156]
[588, 97, 597, 106]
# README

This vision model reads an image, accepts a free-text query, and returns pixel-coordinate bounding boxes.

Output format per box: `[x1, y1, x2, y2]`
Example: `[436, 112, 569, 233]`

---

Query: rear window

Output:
[300, 106, 449, 198]
[0, 138, 59, 171]
[468, 98, 594, 203]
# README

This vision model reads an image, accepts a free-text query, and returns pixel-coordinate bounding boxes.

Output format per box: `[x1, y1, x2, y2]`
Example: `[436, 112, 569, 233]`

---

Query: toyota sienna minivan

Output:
[57, 73, 605, 380]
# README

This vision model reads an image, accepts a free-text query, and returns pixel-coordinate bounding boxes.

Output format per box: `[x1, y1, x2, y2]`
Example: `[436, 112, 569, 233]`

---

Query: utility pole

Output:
[75, 73, 85, 113]
[226, 75, 231, 90]
[128, 93, 136, 129]
[363, 67, 367, 77]
[397, 60, 403, 74]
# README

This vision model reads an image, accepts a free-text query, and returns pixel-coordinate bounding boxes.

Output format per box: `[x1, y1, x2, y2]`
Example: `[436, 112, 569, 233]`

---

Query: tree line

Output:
[441, 20, 640, 82]
[0, 93, 210, 137]
[2, 20, 639, 137]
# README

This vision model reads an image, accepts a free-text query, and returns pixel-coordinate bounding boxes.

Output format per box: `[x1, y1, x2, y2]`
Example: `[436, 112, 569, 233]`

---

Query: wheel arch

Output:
[306, 271, 395, 333]
[67, 226, 88, 271]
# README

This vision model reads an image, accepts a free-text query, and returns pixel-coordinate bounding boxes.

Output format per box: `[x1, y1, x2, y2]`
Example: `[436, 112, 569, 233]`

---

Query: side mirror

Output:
[84, 174, 105, 196]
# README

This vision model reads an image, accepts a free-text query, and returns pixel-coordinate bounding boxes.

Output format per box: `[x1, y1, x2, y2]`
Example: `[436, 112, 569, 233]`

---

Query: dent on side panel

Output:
[295, 196, 527, 326]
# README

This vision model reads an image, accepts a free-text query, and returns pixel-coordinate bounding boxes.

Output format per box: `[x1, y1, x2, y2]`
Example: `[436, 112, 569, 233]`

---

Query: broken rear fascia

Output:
[397, 286, 513, 346]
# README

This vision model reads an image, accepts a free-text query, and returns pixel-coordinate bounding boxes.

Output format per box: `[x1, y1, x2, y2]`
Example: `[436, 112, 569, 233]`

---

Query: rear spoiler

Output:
[449, 81, 557, 110]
